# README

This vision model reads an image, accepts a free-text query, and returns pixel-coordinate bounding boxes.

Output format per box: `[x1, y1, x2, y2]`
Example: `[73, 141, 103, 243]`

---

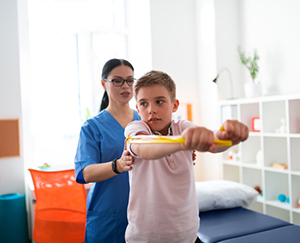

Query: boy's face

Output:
[136, 84, 179, 135]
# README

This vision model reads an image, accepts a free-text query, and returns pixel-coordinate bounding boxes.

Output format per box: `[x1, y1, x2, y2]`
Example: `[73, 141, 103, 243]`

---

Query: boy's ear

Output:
[172, 99, 180, 112]
[136, 104, 140, 114]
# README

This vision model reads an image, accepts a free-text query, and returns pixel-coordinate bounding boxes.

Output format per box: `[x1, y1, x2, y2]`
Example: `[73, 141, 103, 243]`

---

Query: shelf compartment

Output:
[291, 171, 300, 176]
[240, 103, 260, 132]
[220, 104, 238, 125]
[241, 136, 261, 165]
[293, 212, 300, 226]
[265, 200, 291, 210]
[264, 167, 289, 174]
[222, 145, 239, 161]
[291, 175, 300, 210]
[290, 137, 300, 172]
[242, 167, 262, 193]
[249, 132, 261, 137]
[223, 164, 240, 182]
[242, 163, 262, 169]
[263, 137, 288, 168]
[223, 160, 240, 166]
[266, 205, 290, 222]
[288, 99, 300, 134]
[262, 100, 286, 133]
[219, 95, 300, 225]
[265, 171, 289, 202]
[248, 201, 263, 214]
[257, 195, 264, 203]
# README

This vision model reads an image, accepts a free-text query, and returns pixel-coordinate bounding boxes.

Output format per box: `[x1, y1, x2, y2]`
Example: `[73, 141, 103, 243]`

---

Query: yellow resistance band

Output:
[126, 135, 232, 146]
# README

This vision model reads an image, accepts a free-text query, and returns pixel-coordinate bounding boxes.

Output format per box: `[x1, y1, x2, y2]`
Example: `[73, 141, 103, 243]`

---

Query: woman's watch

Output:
[112, 158, 121, 174]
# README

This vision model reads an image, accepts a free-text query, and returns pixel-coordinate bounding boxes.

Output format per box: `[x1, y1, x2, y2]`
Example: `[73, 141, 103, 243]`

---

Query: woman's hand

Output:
[117, 150, 134, 173]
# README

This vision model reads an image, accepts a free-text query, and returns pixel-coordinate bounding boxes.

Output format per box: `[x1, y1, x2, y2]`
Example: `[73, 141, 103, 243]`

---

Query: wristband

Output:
[112, 158, 120, 174]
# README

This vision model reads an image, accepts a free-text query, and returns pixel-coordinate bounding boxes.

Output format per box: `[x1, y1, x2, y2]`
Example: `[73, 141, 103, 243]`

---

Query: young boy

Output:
[124, 70, 249, 243]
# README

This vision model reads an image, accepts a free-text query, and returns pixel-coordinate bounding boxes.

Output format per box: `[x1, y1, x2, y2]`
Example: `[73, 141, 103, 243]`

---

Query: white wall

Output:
[150, 0, 300, 180]
[214, 0, 242, 99]
[215, 0, 300, 97]
[149, 0, 199, 114]
[0, 0, 26, 195]
[242, 0, 300, 95]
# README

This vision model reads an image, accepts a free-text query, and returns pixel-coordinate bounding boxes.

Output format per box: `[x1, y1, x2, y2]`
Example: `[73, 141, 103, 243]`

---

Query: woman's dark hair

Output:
[99, 58, 134, 112]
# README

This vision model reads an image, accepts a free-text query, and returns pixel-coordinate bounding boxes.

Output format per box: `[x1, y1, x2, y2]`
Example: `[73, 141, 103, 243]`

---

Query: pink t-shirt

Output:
[124, 120, 199, 243]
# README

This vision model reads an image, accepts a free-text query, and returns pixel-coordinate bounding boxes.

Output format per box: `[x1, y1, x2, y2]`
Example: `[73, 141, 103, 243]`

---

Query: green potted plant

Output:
[238, 46, 262, 97]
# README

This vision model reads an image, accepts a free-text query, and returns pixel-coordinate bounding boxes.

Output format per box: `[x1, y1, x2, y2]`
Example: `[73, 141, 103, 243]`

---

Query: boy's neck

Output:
[151, 121, 173, 136]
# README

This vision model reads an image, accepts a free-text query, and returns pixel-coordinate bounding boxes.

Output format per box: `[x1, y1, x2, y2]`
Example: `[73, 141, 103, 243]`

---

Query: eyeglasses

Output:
[104, 78, 136, 87]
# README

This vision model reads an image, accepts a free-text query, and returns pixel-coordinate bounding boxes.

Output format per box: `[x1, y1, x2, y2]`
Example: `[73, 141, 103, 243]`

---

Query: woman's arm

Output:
[82, 162, 116, 183]
[82, 150, 134, 183]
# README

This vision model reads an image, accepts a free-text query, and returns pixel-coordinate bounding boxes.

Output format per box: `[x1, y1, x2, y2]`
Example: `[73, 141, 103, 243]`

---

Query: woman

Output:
[74, 59, 140, 243]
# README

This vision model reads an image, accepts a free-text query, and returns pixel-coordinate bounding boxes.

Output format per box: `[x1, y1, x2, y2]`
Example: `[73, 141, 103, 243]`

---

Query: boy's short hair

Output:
[134, 70, 176, 101]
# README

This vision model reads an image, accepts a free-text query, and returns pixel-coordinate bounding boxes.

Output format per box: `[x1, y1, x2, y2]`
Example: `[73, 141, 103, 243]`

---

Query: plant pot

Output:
[244, 83, 262, 98]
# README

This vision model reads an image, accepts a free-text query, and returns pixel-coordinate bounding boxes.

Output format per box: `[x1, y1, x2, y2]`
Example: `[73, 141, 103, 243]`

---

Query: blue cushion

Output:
[218, 225, 300, 243]
[197, 207, 291, 243]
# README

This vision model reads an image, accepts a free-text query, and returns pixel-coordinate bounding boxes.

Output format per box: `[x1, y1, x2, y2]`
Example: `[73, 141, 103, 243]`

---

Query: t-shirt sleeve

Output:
[74, 122, 101, 184]
[124, 121, 151, 157]
[124, 121, 151, 137]
[176, 119, 198, 134]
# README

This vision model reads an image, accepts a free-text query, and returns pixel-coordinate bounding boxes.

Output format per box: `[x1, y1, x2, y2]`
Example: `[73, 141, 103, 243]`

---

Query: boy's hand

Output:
[181, 127, 216, 152]
[216, 120, 249, 146]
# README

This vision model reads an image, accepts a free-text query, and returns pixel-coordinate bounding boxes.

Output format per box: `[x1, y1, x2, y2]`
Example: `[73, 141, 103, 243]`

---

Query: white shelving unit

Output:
[219, 94, 300, 226]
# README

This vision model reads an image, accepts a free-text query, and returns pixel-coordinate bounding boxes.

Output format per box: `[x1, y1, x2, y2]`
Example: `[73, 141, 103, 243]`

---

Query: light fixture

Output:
[212, 67, 234, 99]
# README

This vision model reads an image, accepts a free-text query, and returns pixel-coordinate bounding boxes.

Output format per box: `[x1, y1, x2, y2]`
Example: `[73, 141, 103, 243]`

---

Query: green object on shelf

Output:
[237, 46, 259, 83]
[38, 162, 50, 169]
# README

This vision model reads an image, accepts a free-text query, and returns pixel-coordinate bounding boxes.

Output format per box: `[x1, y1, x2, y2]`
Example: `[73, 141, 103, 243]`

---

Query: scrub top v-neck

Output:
[75, 109, 140, 243]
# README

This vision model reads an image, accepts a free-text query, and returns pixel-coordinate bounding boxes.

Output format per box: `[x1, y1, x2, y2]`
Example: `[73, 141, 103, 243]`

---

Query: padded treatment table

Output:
[218, 225, 300, 243]
[197, 207, 300, 243]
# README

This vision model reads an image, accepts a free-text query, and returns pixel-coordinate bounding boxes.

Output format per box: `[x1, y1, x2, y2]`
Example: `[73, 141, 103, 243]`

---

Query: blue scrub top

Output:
[74, 109, 140, 243]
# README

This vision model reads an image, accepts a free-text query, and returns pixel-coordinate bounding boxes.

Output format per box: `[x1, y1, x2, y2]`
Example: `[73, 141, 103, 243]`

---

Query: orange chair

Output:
[29, 169, 86, 243]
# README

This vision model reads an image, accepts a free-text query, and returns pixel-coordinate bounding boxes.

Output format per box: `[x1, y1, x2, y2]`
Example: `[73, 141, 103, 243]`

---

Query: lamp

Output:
[212, 67, 234, 99]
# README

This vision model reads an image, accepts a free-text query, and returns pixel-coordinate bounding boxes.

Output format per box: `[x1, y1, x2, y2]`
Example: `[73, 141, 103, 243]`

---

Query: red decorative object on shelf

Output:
[251, 117, 261, 132]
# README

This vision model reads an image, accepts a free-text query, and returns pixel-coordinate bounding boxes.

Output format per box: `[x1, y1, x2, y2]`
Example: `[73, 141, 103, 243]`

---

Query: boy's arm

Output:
[180, 127, 216, 152]
[129, 131, 183, 160]
[125, 121, 182, 160]
[130, 126, 217, 159]
[126, 120, 249, 158]
[212, 120, 249, 153]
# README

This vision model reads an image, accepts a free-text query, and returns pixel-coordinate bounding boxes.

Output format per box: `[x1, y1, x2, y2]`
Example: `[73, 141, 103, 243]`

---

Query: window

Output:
[26, 0, 152, 167]
[90, 32, 128, 112]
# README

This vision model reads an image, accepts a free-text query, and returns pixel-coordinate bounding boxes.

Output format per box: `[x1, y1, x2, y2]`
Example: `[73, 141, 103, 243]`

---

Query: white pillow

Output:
[195, 180, 258, 212]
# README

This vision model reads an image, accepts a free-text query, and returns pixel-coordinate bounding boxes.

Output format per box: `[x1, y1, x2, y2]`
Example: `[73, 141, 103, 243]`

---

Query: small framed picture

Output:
[173, 103, 192, 121]
[0, 119, 20, 158]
